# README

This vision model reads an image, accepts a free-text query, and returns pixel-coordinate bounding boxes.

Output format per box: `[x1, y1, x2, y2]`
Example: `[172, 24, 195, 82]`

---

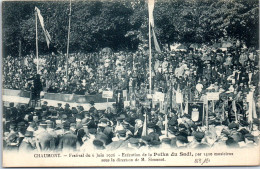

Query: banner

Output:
[148, 0, 161, 53]
[44, 93, 115, 103]
[207, 92, 219, 100]
[188, 102, 203, 122]
[102, 91, 113, 99]
[35, 7, 51, 48]
[176, 91, 183, 103]
[153, 92, 164, 102]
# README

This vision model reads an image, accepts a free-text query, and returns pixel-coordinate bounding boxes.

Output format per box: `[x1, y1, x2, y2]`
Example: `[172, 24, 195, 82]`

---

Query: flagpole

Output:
[148, 14, 152, 94]
[66, 0, 72, 84]
[35, 10, 39, 74]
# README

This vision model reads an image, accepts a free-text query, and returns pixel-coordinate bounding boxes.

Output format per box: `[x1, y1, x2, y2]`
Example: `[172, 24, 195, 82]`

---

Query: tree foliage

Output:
[2, 0, 259, 56]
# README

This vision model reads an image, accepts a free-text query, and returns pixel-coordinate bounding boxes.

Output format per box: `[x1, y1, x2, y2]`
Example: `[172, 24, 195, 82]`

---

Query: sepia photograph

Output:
[1, 0, 259, 167]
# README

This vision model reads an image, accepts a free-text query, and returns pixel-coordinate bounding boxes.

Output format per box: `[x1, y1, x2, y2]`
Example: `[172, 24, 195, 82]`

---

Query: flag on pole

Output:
[247, 91, 257, 123]
[35, 7, 51, 48]
[141, 112, 147, 136]
[148, 0, 161, 53]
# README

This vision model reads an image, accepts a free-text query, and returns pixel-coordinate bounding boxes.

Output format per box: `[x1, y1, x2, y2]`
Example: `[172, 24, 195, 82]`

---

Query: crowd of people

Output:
[2, 100, 260, 152]
[2, 40, 260, 151]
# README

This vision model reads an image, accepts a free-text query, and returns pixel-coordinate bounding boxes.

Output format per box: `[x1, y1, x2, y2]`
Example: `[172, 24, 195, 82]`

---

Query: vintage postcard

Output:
[2, 0, 259, 167]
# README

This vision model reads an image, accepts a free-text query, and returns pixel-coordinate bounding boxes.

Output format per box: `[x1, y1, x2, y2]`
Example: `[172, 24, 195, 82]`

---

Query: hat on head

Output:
[68, 117, 76, 123]
[128, 138, 140, 144]
[176, 135, 188, 143]
[117, 114, 126, 120]
[65, 103, 70, 107]
[88, 128, 97, 135]
[63, 121, 70, 129]
[147, 123, 156, 129]
[70, 123, 76, 127]
[228, 122, 239, 130]
[244, 133, 254, 141]
[162, 138, 171, 144]
[193, 131, 205, 142]
[89, 100, 95, 105]
[141, 136, 151, 142]
[168, 119, 178, 126]
[178, 123, 187, 129]
[238, 128, 249, 135]
[75, 114, 83, 120]
[93, 139, 104, 147]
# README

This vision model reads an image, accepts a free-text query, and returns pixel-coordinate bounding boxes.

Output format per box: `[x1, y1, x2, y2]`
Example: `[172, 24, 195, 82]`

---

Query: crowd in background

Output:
[2, 41, 260, 151]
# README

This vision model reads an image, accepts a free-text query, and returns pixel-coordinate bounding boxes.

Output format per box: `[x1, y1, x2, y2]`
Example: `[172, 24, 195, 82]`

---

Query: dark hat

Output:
[70, 123, 76, 127]
[57, 103, 62, 106]
[72, 109, 78, 114]
[78, 106, 84, 111]
[240, 120, 249, 127]
[168, 126, 178, 135]
[43, 101, 48, 104]
[168, 119, 178, 126]
[141, 136, 151, 142]
[88, 128, 97, 135]
[193, 131, 205, 141]
[149, 132, 160, 141]
[128, 138, 140, 144]
[176, 135, 188, 143]
[226, 137, 239, 148]
[24, 131, 34, 137]
[93, 139, 104, 147]
[65, 103, 70, 107]
[178, 123, 187, 129]
[68, 117, 76, 123]
[63, 121, 70, 129]
[117, 114, 126, 120]
[75, 114, 83, 119]
[244, 133, 254, 141]
[95, 133, 108, 144]
[162, 138, 171, 144]
[147, 123, 156, 129]
[238, 128, 249, 135]
[150, 140, 161, 146]
[9, 102, 14, 107]
[89, 100, 95, 105]
[253, 118, 259, 125]
[183, 114, 191, 119]
[228, 122, 239, 130]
